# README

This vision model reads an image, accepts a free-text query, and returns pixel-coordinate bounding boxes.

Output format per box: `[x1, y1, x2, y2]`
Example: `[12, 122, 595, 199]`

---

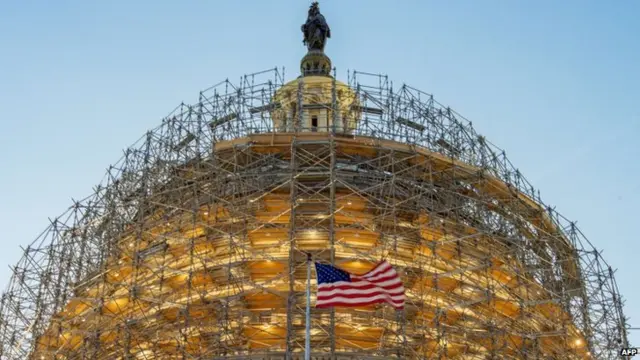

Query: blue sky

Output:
[1, 0, 638, 345]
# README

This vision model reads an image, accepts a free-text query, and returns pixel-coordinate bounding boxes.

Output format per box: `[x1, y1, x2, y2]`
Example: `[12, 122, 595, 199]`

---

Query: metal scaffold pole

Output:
[305, 252, 312, 360]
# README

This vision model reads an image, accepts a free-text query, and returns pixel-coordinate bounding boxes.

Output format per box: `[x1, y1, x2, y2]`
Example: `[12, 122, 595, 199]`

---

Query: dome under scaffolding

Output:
[0, 3, 628, 360]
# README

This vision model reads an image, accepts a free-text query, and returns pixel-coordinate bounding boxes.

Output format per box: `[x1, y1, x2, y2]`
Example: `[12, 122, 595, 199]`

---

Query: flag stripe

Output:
[317, 292, 405, 302]
[315, 261, 405, 310]
[354, 262, 390, 279]
[316, 294, 405, 307]
[318, 285, 404, 296]
[318, 279, 403, 291]
[317, 286, 405, 296]
[316, 295, 405, 306]
[352, 270, 398, 283]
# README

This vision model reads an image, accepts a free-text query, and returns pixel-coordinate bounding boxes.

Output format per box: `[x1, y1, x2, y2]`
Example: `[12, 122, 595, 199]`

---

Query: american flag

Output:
[314, 261, 405, 310]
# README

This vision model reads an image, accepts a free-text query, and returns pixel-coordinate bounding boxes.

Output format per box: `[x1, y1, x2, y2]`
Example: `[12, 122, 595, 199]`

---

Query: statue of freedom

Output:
[301, 2, 331, 52]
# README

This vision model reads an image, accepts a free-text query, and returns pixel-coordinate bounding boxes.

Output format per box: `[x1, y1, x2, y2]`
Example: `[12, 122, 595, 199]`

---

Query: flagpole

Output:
[305, 252, 312, 360]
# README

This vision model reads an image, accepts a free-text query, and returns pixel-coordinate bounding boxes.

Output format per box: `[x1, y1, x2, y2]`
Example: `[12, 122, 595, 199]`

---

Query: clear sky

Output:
[1, 0, 638, 346]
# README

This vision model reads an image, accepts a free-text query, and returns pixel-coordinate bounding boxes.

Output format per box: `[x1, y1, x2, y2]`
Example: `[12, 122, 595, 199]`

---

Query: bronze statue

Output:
[301, 2, 331, 52]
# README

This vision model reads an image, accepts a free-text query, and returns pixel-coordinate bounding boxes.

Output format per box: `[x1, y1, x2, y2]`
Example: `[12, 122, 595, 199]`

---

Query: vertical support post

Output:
[285, 140, 298, 359]
[331, 68, 337, 134]
[305, 253, 312, 360]
[329, 67, 337, 359]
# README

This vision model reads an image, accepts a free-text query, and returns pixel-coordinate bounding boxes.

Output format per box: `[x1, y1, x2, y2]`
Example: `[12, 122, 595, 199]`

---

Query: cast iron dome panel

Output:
[0, 68, 628, 360]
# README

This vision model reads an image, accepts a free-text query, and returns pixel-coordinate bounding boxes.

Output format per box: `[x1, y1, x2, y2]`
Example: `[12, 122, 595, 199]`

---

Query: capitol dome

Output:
[0, 3, 628, 359]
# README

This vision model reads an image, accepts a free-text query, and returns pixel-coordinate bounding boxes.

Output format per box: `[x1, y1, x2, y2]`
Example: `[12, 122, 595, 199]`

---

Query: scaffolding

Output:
[0, 68, 628, 359]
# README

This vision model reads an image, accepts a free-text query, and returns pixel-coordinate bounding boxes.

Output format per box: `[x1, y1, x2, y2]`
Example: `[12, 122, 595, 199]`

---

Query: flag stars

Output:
[315, 263, 351, 284]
